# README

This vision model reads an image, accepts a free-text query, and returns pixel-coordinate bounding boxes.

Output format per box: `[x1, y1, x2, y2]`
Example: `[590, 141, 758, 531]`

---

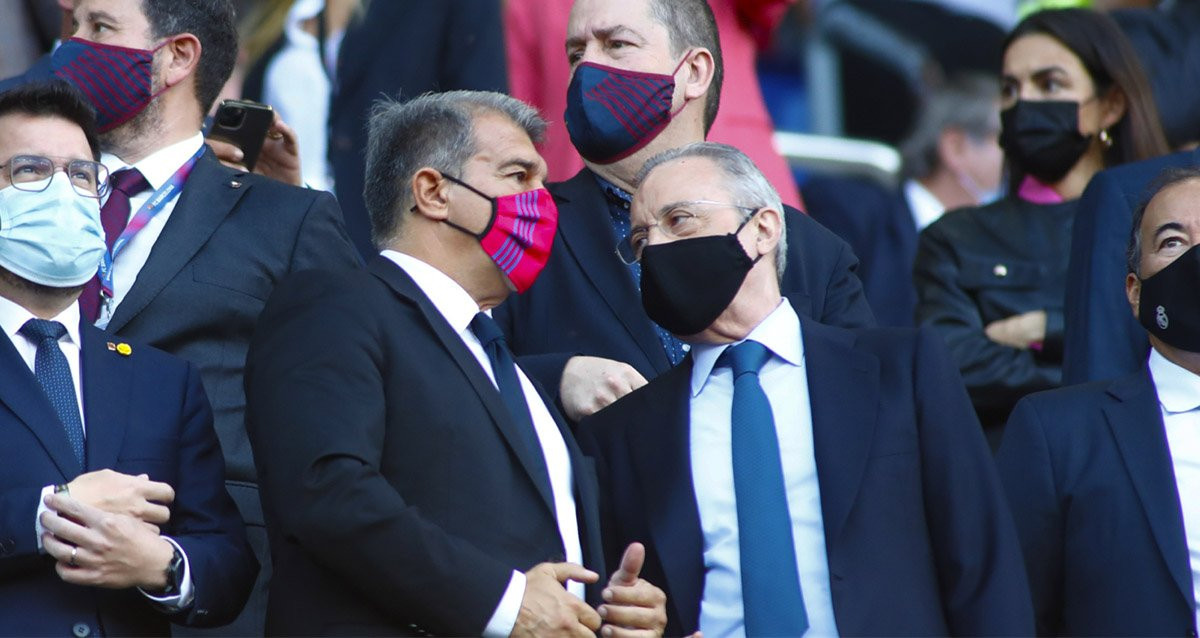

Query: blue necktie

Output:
[20, 319, 86, 469]
[470, 313, 553, 496]
[720, 340, 808, 636]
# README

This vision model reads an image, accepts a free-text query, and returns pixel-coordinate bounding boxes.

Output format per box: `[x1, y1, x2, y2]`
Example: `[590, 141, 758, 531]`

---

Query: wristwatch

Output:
[160, 545, 185, 596]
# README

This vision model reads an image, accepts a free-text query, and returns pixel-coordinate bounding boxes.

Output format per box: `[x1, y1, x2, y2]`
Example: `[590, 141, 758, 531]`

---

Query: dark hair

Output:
[0, 82, 101, 159]
[648, 0, 723, 134]
[1126, 166, 1200, 275]
[1004, 8, 1168, 188]
[142, 0, 239, 115]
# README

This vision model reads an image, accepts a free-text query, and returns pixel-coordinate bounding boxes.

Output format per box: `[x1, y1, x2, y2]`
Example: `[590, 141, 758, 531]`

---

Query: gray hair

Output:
[899, 74, 999, 181]
[1127, 166, 1200, 276]
[637, 142, 788, 281]
[646, 0, 723, 134]
[363, 90, 547, 248]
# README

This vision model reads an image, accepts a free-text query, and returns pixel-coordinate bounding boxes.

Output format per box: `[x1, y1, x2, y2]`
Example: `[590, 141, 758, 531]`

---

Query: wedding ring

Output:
[69, 546, 78, 567]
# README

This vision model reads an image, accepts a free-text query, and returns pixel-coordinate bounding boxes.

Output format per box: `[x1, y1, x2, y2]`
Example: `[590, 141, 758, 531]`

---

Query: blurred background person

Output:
[913, 8, 1168, 445]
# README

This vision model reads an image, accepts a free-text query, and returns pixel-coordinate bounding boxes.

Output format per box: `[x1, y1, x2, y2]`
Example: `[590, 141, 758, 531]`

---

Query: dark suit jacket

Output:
[244, 257, 605, 636]
[996, 369, 1199, 636]
[494, 168, 875, 395]
[1063, 148, 1200, 385]
[0, 320, 256, 637]
[330, 0, 508, 258]
[803, 175, 919, 327]
[104, 148, 360, 633]
[579, 305, 1033, 636]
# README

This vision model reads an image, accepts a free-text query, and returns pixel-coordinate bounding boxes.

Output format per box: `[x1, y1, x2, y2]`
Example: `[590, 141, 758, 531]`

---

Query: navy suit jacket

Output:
[578, 304, 1033, 636]
[1063, 148, 1200, 384]
[494, 168, 876, 396]
[997, 369, 1198, 636]
[0, 320, 256, 637]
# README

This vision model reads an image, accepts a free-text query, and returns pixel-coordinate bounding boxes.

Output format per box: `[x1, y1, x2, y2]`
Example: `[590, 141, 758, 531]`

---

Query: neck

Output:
[1050, 142, 1105, 201]
[583, 115, 706, 192]
[103, 99, 202, 165]
[920, 170, 976, 210]
[391, 233, 508, 311]
[693, 269, 782, 344]
[0, 272, 80, 320]
[1151, 337, 1200, 377]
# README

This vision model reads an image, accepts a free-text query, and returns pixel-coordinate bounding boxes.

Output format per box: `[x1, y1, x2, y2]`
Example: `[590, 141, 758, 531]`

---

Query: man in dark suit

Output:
[246, 90, 666, 637]
[52, 1, 360, 633]
[1062, 147, 1200, 384]
[330, 0, 508, 259]
[998, 168, 1200, 635]
[579, 142, 1033, 636]
[494, 0, 875, 423]
[0, 81, 255, 637]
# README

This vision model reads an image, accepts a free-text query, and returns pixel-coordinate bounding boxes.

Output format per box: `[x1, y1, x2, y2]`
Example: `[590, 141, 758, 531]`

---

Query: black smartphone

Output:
[209, 99, 274, 171]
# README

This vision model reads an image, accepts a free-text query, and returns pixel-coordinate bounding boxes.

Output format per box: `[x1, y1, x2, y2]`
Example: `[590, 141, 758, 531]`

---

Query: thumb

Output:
[610, 542, 645, 586]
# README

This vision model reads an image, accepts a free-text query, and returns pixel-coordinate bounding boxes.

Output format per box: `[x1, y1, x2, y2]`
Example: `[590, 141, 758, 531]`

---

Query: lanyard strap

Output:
[98, 145, 205, 298]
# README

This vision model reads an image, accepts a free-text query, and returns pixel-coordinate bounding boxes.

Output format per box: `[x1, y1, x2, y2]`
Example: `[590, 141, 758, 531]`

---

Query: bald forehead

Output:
[1143, 178, 1200, 232]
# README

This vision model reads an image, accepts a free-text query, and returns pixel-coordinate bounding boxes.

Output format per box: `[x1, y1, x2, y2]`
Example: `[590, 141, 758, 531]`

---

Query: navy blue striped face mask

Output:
[51, 37, 170, 133]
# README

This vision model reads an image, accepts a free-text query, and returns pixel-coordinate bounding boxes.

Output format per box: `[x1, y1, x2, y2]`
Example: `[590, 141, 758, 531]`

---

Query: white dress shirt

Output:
[96, 133, 205, 329]
[0, 295, 193, 608]
[381, 250, 584, 637]
[903, 178, 946, 232]
[1148, 348, 1200, 631]
[688, 300, 839, 637]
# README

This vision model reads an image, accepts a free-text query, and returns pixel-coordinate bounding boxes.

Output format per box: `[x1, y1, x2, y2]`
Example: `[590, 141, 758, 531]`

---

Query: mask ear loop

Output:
[667, 49, 698, 118]
[440, 173, 499, 239]
[732, 207, 765, 265]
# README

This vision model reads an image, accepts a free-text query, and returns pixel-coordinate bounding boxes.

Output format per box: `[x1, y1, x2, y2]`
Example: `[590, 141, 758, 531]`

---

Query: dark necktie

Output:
[19, 319, 86, 469]
[80, 168, 151, 322]
[719, 340, 808, 636]
[469, 313, 553, 497]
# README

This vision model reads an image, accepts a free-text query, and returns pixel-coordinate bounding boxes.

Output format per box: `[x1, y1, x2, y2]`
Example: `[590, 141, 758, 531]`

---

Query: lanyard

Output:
[98, 146, 205, 299]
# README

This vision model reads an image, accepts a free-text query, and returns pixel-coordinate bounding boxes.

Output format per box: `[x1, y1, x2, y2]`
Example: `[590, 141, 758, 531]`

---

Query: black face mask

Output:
[1138, 245, 1200, 352]
[640, 216, 760, 336]
[999, 100, 1092, 184]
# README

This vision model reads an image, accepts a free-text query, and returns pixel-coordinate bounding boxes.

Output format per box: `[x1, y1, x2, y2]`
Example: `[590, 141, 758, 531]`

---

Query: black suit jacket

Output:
[245, 257, 604, 636]
[0, 321, 256, 636]
[494, 168, 875, 394]
[997, 369, 1198, 635]
[329, 0, 508, 258]
[579, 306, 1033, 636]
[1063, 148, 1200, 385]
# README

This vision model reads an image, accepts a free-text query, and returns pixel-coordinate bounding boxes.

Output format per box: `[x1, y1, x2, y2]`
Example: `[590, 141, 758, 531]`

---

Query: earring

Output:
[1099, 128, 1113, 148]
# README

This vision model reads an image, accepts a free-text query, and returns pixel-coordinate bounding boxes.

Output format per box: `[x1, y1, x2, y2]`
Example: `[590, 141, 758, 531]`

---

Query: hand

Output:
[208, 112, 304, 186]
[511, 562, 601, 638]
[984, 310, 1047, 350]
[40, 493, 175, 590]
[597, 543, 667, 637]
[560, 356, 648, 421]
[67, 469, 174, 525]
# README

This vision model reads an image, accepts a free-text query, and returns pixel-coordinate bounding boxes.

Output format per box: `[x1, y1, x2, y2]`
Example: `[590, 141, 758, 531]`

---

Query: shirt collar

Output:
[903, 178, 946, 231]
[1148, 347, 1200, 414]
[0, 294, 83, 349]
[101, 132, 205, 191]
[689, 299, 804, 397]
[380, 250, 482, 334]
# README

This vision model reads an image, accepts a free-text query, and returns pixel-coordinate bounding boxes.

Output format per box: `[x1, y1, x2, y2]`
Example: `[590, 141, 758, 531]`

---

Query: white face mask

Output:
[0, 176, 105, 287]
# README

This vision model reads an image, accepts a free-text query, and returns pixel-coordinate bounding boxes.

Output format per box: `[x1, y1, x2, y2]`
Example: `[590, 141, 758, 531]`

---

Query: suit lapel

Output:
[1104, 370, 1194, 606]
[800, 313, 880, 541]
[0, 322, 82, 478]
[368, 257, 558, 517]
[627, 360, 705, 627]
[79, 324, 132, 471]
[106, 150, 248, 333]
[551, 170, 670, 374]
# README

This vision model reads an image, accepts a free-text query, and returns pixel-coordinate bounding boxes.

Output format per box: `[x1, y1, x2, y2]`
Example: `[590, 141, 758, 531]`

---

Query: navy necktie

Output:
[80, 168, 150, 322]
[719, 340, 808, 636]
[19, 319, 86, 469]
[470, 313, 553, 496]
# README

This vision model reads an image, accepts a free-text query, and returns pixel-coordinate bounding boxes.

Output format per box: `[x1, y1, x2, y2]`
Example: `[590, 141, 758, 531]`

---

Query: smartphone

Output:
[209, 99, 274, 171]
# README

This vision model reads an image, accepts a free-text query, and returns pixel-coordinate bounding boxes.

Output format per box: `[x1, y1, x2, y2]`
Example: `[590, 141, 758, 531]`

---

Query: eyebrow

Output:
[498, 158, 538, 174]
[82, 10, 118, 24]
[565, 25, 640, 52]
[1152, 221, 1185, 241]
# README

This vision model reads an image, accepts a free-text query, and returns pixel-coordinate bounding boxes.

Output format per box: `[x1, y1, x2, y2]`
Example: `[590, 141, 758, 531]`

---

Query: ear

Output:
[1125, 271, 1141, 320]
[679, 48, 715, 103]
[750, 206, 783, 259]
[161, 34, 201, 90]
[1098, 86, 1128, 131]
[410, 167, 450, 220]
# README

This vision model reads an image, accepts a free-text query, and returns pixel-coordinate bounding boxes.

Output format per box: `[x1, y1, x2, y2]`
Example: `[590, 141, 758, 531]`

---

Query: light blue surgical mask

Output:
[0, 177, 105, 287]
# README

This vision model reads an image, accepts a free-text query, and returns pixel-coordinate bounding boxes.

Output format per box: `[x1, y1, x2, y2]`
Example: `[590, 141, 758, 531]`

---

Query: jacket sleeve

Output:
[286, 189, 364, 271]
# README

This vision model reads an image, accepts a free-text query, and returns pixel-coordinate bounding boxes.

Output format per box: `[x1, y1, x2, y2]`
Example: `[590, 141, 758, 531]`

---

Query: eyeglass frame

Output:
[0, 154, 111, 199]
[615, 199, 761, 265]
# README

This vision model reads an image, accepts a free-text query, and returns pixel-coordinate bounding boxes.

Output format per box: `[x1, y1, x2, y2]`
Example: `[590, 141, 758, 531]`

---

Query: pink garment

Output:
[504, 0, 802, 209]
[1016, 175, 1066, 205]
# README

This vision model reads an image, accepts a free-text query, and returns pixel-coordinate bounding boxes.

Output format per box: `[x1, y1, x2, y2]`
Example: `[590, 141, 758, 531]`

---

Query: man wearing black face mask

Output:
[996, 167, 1200, 636]
[578, 141, 1033, 637]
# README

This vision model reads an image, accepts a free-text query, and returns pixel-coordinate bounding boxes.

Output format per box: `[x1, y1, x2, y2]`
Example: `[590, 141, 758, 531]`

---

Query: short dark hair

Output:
[364, 91, 547, 248]
[142, 0, 238, 115]
[1126, 166, 1200, 275]
[0, 82, 101, 159]
[648, 0, 723, 134]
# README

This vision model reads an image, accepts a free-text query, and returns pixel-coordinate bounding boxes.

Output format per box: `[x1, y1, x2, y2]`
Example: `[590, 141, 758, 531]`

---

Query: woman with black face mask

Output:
[913, 8, 1169, 447]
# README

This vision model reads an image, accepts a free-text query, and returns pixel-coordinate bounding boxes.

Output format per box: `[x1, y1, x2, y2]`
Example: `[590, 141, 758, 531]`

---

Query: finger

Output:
[610, 543, 645, 586]
[273, 119, 299, 151]
[548, 562, 600, 585]
[54, 560, 99, 586]
[601, 626, 662, 638]
[206, 137, 244, 163]
[40, 505, 96, 547]
[598, 597, 665, 628]
[139, 502, 171, 525]
[140, 480, 175, 505]
[603, 582, 665, 608]
[626, 371, 648, 390]
[46, 493, 105, 528]
[41, 531, 79, 565]
[570, 595, 603, 632]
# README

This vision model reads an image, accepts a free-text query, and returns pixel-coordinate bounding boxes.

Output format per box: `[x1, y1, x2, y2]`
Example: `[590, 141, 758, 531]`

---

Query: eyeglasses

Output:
[0, 154, 110, 198]
[616, 200, 759, 264]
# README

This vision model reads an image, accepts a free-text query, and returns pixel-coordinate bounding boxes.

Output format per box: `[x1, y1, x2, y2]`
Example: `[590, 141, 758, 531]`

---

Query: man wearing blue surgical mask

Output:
[0, 81, 255, 637]
[493, 0, 875, 425]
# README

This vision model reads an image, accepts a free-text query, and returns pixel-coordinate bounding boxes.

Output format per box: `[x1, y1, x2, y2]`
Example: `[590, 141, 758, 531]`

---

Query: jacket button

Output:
[72, 623, 91, 638]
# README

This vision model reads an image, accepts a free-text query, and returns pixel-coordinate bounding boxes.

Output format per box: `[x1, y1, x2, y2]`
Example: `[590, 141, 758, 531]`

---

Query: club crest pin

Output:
[106, 342, 133, 356]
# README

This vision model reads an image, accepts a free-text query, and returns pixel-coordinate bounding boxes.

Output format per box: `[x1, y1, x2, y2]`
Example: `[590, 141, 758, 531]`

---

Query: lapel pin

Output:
[230, 179, 243, 189]
[116, 343, 132, 356]
[106, 342, 116, 351]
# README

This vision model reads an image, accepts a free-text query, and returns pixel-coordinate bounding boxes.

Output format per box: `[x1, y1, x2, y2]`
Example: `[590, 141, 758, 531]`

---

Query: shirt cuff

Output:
[34, 485, 54, 552]
[482, 570, 526, 638]
[138, 536, 195, 611]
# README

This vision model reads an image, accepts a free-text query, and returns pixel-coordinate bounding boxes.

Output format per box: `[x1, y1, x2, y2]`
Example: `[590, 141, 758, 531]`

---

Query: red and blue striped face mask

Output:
[51, 37, 170, 133]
